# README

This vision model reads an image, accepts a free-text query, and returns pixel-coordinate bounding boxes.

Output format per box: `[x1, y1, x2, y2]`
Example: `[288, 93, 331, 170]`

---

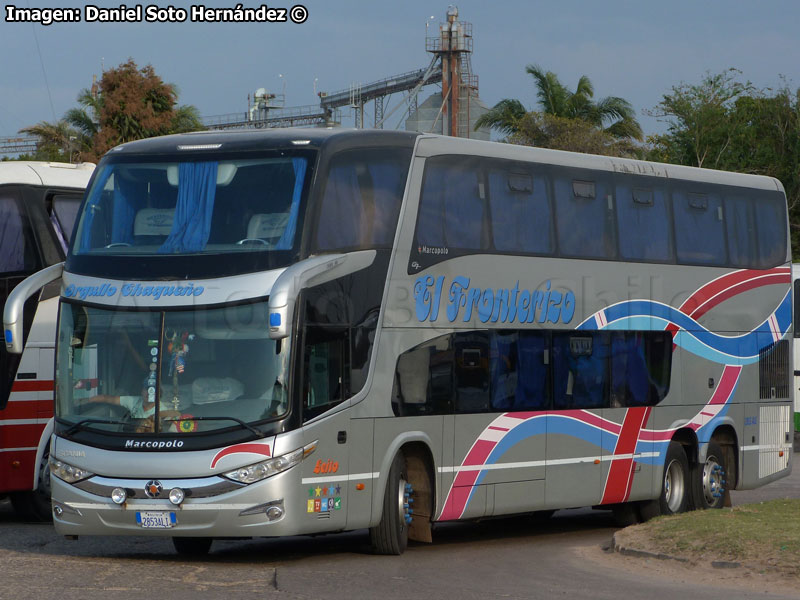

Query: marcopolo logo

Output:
[414, 275, 576, 325]
[63, 282, 205, 301]
[125, 439, 184, 449]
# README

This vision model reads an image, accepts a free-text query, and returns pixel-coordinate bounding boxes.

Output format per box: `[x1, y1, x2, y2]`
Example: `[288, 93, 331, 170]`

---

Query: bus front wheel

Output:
[369, 451, 410, 555]
[640, 441, 689, 521]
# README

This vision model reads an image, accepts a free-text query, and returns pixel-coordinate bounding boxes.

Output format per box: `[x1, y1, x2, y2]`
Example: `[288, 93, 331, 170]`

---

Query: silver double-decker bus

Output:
[4, 129, 792, 555]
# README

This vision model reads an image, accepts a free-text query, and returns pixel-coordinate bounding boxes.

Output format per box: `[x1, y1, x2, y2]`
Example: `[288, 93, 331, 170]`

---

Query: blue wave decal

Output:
[577, 292, 790, 365]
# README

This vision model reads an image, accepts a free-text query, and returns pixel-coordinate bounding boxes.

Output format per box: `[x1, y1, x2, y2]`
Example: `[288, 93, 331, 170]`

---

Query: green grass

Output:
[618, 499, 800, 575]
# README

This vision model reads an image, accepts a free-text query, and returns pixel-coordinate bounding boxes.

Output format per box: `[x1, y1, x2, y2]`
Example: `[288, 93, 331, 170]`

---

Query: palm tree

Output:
[477, 65, 643, 143]
[18, 119, 80, 160]
[474, 99, 527, 136]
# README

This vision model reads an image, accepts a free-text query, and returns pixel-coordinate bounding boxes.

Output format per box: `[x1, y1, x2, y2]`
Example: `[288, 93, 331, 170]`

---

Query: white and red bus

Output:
[0, 161, 94, 519]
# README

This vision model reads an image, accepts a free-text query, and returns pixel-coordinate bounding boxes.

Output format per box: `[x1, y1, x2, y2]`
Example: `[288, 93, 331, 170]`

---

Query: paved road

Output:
[0, 464, 797, 600]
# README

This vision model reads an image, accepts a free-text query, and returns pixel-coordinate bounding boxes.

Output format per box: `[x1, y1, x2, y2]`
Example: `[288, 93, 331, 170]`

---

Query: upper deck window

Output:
[73, 154, 310, 257]
[673, 189, 726, 265]
[488, 168, 554, 254]
[314, 147, 411, 251]
[554, 174, 616, 259]
[616, 182, 672, 262]
[417, 157, 486, 250]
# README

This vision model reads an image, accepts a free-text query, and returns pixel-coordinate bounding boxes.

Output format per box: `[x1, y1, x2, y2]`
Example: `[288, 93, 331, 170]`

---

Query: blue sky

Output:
[1, 0, 799, 140]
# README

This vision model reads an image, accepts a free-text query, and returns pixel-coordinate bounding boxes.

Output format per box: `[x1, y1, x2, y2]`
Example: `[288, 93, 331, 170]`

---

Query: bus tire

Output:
[172, 537, 212, 556]
[693, 441, 728, 510]
[640, 441, 689, 521]
[10, 446, 52, 522]
[369, 451, 409, 555]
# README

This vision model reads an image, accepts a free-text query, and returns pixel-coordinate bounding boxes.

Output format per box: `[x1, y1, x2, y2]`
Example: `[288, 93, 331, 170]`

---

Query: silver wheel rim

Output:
[663, 458, 685, 513]
[396, 476, 409, 531]
[702, 455, 724, 505]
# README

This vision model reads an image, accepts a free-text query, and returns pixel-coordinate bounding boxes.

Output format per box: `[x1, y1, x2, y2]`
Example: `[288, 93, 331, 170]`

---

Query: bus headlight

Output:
[49, 457, 94, 483]
[223, 441, 317, 484]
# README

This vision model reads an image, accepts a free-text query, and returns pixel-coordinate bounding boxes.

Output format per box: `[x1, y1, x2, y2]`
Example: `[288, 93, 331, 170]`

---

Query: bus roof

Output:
[0, 161, 95, 188]
[105, 128, 421, 157]
[103, 128, 782, 193]
[414, 134, 784, 193]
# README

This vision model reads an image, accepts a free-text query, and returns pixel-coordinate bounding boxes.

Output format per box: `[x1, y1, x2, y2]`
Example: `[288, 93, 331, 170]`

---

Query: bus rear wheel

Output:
[640, 441, 689, 521]
[370, 451, 410, 555]
[693, 441, 728, 510]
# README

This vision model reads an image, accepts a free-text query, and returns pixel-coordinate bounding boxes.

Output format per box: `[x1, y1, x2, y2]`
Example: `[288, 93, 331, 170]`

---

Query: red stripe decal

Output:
[601, 407, 651, 504]
[10, 380, 54, 393]
[210, 443, 271, 469]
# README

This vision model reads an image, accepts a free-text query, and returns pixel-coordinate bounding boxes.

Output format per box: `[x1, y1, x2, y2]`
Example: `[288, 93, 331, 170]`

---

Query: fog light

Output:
[111, 487, 127, 505]
[266, 506, 284, 521]
[168, 488, 185, 505]
[53, 505, 63, 517]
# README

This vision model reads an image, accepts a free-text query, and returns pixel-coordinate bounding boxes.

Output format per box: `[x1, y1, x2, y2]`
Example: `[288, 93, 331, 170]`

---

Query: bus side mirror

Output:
[3, 262, 64, 354]
[267, 251, 376, 340]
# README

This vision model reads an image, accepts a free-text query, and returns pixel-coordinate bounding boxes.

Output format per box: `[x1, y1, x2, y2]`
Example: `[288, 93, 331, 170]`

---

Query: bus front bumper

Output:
[50, 470, 342, 538]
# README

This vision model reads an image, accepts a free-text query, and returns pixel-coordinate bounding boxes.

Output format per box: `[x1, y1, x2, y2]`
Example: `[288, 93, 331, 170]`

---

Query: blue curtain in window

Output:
[515, 333, 548, 409]
[110, 174, 137, 245]
[275, 158, 307, 250]
[78, 166, 115, 252]
[159, 162, 218, 254]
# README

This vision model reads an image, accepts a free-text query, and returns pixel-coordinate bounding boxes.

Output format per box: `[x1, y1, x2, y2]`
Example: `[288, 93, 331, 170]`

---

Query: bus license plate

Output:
[136, 511, 177, 528]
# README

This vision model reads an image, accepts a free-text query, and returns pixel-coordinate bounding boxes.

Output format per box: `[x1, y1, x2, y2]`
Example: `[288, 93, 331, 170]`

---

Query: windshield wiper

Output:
[164, 415, 263, 437]
[64, 418, 127, 436]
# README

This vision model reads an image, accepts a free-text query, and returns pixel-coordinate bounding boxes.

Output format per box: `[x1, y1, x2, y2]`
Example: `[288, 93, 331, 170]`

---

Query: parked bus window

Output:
[488, 168, 553, 255]
[490, 331, 549, 410]
[417, 158, 486, 250]
[315, 149, 411, 251]
[673, 189, 726, 265]
[616, 183, 672, 262]
[553, 332, 610, 409]
[554, 175, 616, 259]
[754, 194, 788, 268]
[0, 195, 39, 274]
[725, 194, 758, 268]
[610, 331, 672, 407]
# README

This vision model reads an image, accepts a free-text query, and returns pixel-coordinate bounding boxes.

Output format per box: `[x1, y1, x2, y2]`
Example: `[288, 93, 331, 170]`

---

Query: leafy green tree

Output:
[476, 64, 643, 155]
[510, 112, 639, 157]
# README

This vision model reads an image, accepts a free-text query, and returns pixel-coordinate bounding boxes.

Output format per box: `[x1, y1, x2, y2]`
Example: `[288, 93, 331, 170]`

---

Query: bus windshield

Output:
[56, 301, 290, 434]
[73, 154, 310, 257]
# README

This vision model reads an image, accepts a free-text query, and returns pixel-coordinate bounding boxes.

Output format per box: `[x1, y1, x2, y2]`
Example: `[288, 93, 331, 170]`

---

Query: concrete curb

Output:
[611, 533, 741, 569]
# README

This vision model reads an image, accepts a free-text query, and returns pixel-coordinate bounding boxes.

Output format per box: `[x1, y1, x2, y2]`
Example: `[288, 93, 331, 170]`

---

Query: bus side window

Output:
[673, 189, 726, 265]
[753, 193, 788, 269]
[49, 193, 84, 253]
[488, 169, 553, 255]
[416, 158, 486, 251]
[554, 175, 616, 259]
[725, 194, 757, 268]
[0, 193, 40, 275]
[302, 327, 349, 422]
[616, 182, 672, 262]
[552, 332, 610, 409]
[315, 148, 411, 251]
